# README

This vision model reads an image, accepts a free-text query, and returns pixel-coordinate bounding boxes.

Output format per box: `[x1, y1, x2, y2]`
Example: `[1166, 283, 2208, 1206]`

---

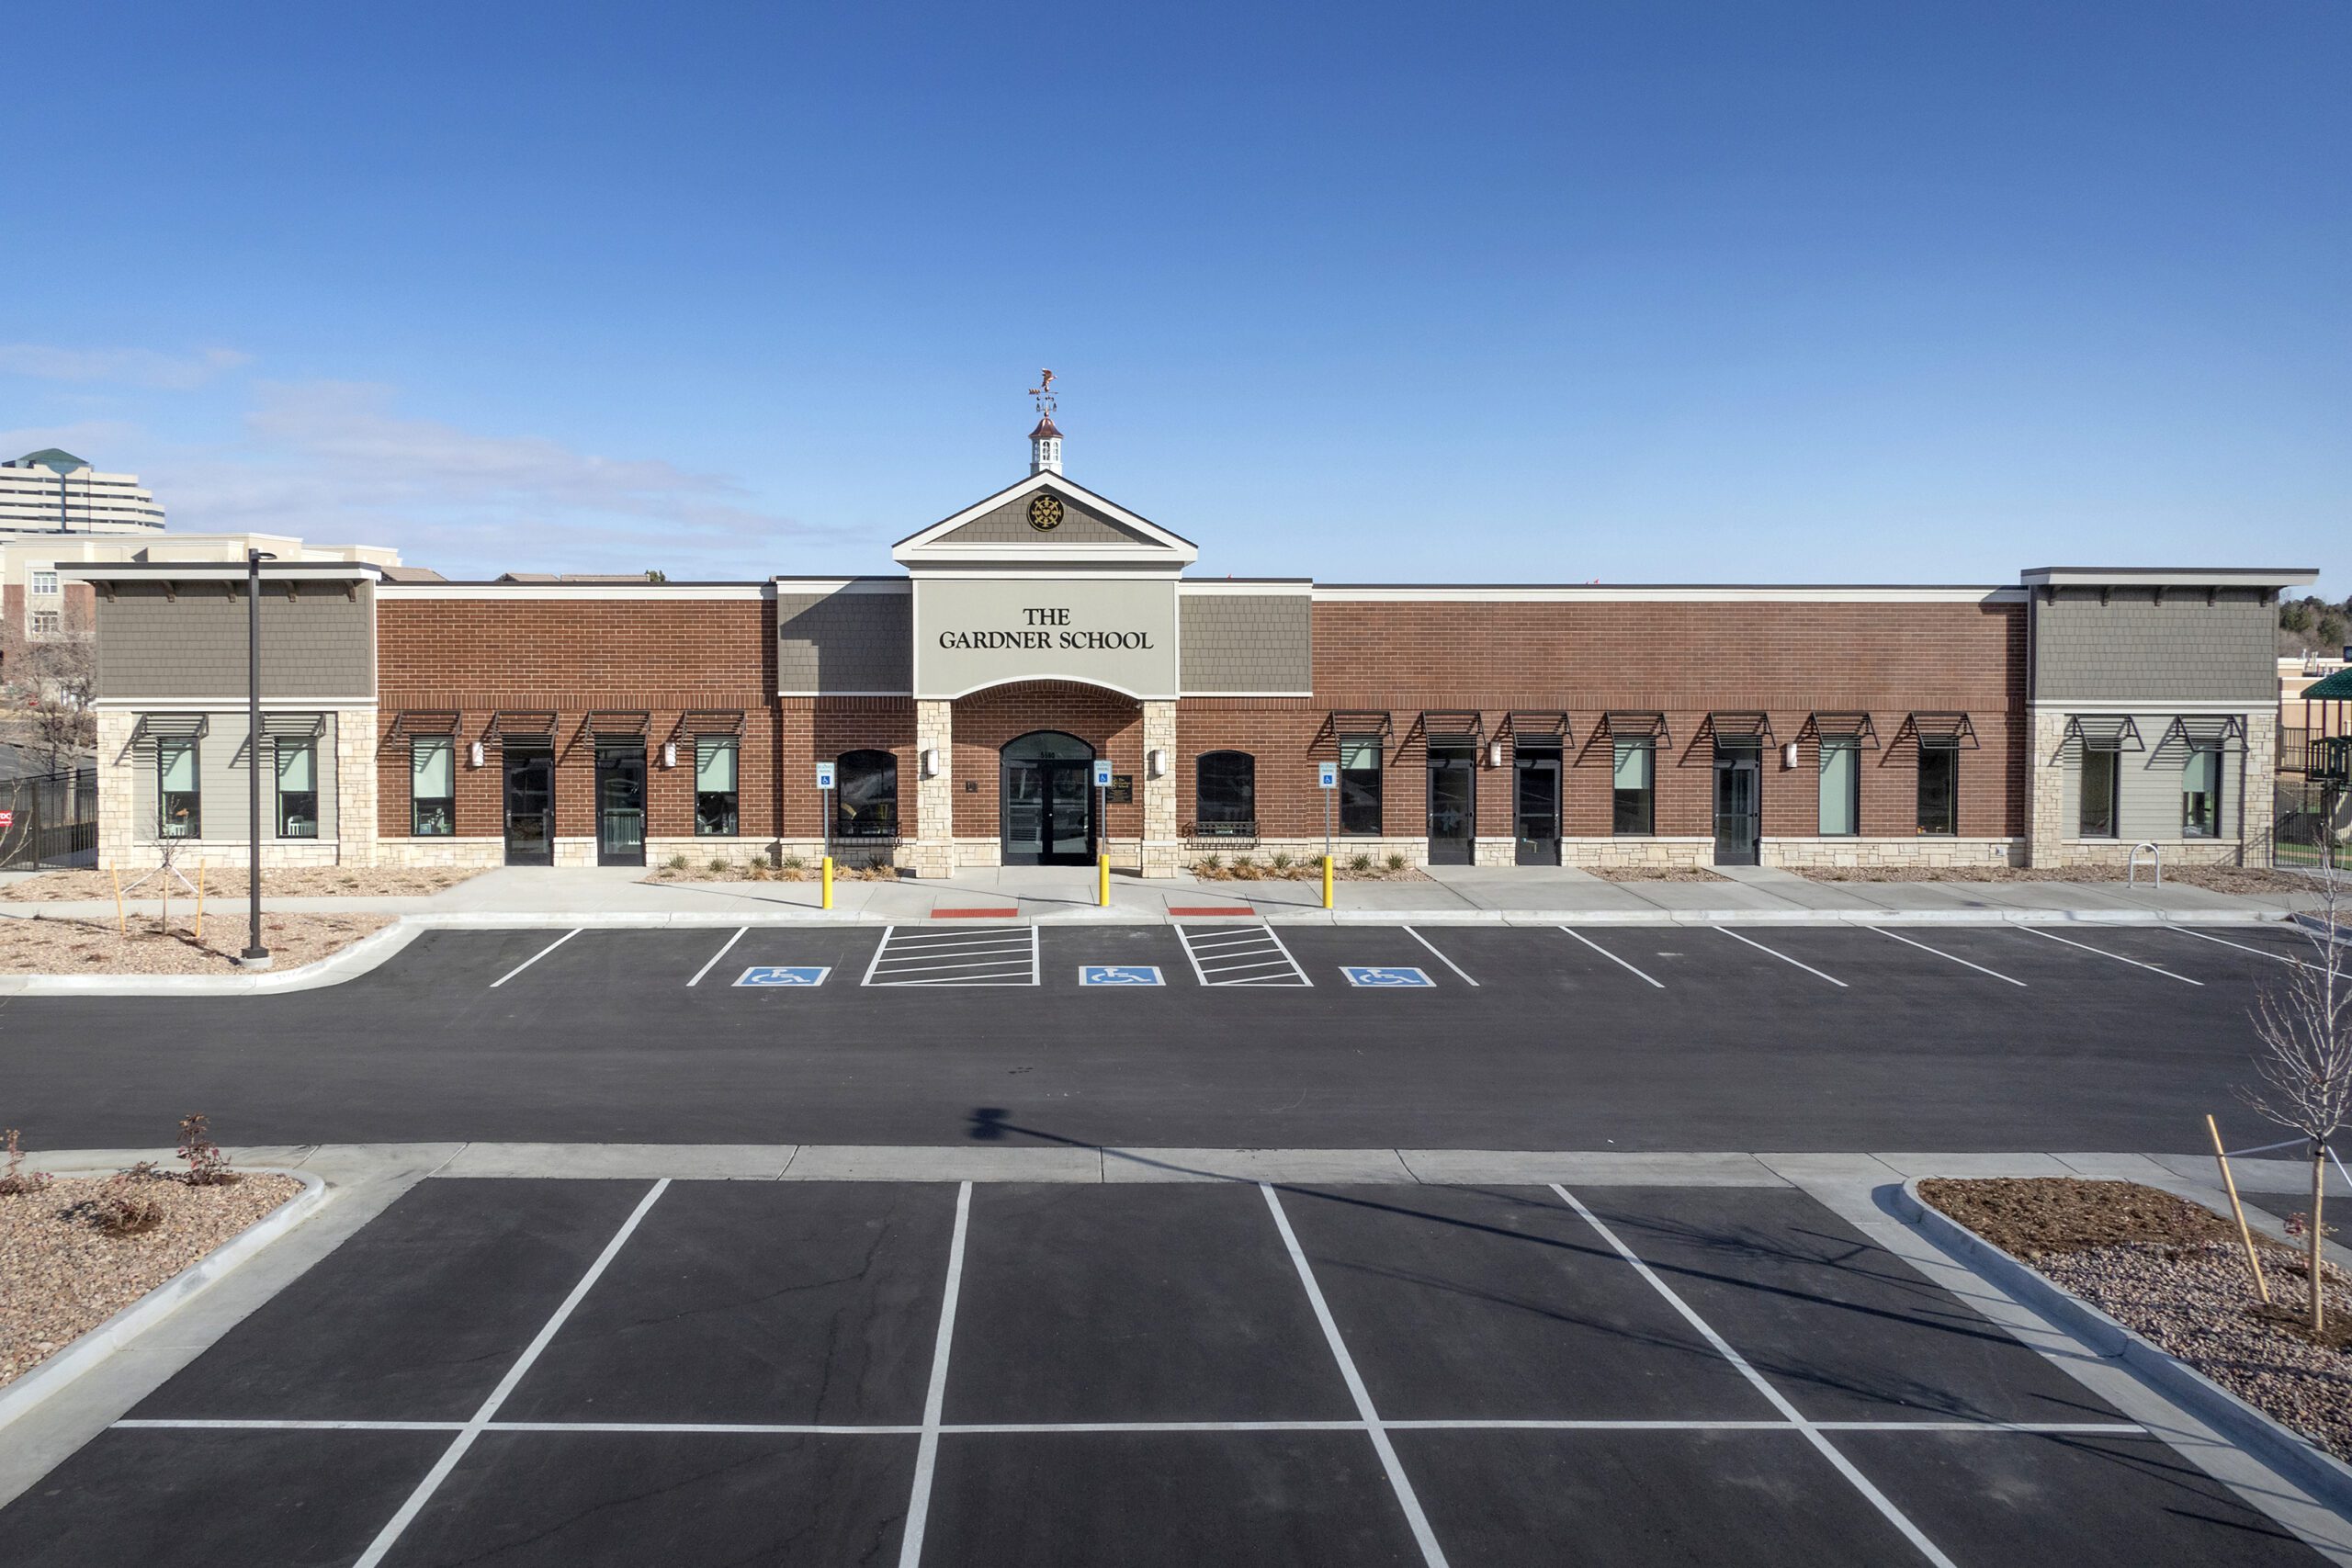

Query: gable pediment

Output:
[892, 472, 1197, 569]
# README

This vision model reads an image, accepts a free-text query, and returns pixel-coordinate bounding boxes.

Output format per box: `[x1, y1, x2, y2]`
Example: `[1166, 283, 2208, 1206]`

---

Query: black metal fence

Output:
[0, 766, 98, 870]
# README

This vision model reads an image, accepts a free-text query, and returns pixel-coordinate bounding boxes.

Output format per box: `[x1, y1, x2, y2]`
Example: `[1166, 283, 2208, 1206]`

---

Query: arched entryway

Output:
[1001, 729, 1095, 864]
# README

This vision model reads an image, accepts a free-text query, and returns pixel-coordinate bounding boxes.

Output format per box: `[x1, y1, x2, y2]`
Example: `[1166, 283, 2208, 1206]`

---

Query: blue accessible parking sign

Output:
[1080, 964, 1163, 987]
[734, 965, 831, 987]
[1341, 965, 1434, 987]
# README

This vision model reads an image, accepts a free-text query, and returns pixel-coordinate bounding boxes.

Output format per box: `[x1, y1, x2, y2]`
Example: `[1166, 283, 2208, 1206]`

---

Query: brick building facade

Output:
[68, 462, 2313, 875]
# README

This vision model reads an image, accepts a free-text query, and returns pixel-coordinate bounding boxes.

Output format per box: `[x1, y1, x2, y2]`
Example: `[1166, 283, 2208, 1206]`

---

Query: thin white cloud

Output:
[0, 344, 251, 390]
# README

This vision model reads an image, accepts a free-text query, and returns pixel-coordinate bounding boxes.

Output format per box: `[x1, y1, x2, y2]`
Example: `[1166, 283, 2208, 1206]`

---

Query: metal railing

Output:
[0, 765, 98, 870]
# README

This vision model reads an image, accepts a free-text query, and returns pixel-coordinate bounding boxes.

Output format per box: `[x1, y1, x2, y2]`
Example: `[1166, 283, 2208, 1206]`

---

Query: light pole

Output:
[243, 548, 277, 968]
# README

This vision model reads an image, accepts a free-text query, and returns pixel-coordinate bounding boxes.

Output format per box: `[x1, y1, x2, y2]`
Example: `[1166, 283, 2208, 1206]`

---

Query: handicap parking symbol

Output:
[1080, 964, 1164, 987]
[734, 965, 831, 987]
[1341, 965, 1434, 987]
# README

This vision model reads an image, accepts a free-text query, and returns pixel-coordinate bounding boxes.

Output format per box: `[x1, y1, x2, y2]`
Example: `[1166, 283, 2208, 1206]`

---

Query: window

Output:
[1194, 750, 1255, 836]
[1611, 739, 1655, 835]
[836, 749, 897, 838]
[275, 739, 319, 839]
[29, 610, 58, 635]
[1339, 737, 1383, 835]
[1916, 739, 1958, 836]
[28, 570, 56, 596]
[410, 737, 455, 836]
[695, 737, 740, 836]
[158, 739, 199, 838]
[1817, 737, 1859, 837]
[2182, 745, 2222, 838]
[2079, 745, 2120, 839]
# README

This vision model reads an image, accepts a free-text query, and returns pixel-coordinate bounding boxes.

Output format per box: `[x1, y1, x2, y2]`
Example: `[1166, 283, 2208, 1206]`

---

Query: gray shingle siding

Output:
[96, 582, 374, 701]
[933, 490, 1159, 547]
[777, 589, 910, 692]
[1181, 593, 1312, 694]
[2030, 587, 2275, 702]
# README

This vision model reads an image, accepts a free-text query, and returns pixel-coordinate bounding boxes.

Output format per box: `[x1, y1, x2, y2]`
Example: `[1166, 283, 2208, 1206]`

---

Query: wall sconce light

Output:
[1487, 740, 1504, 768]
[468, 739, 484, 769]
[661, 740, 676, 769]
[1148, 748, 1168, 779]
[1782, 741, 1800, 770]
[921, 747, 941, 779]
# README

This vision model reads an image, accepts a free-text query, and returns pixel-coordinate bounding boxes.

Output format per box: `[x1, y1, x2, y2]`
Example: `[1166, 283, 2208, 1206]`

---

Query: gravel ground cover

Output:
[1802, 864, 2312, 894]
[1922, 1177, 2352, 1461]
[0, 1168, 302, 1388]
[0, 913, 390, 975]
[0, 866, 482, 901]
[1589, 865, 1726, 882]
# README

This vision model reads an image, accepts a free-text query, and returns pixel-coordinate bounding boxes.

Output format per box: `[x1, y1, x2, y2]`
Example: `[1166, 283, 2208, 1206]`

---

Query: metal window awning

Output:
[1501, 711, 1570, 745]
[132, 713, 208, 740]
[676, 708, 745, 736]
[2156, 715, 2246, 750]
[487, 710, 557, 737]
[587, 710, 650, 736]
[1898, 712, 1978, 747]
[390, 710, 460, 735]
[1326, 710, 1394, 738]
[1599, 710, 1668, 741]
[1800, 712, 1879, 747]
[1702, 711, 1772, 742]
[261, 712, 325, 739]
[1419, 711, 1484, 743]
[2063, 715, 2144, 750]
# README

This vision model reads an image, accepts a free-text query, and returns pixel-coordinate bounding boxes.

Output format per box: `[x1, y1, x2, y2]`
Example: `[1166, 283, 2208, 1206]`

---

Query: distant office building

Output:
[0, 449, 166, 536]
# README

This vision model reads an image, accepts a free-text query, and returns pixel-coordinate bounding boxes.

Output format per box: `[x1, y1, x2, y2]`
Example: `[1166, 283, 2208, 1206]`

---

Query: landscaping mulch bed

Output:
[644, 862, 902, 885]
[0, 866, 482, 901]
[0, 1168, 303, 1388]
[0, 913, 391, 975]
[1589, 866, 1726, 883]
[1921, 1177, 2352, 1461]
[1193, 860, 1429, 883]
[1803, 865, 2312, 895]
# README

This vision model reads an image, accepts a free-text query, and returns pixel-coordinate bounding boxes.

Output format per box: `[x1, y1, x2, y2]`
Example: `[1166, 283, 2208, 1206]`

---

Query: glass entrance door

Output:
[594, 740, 646, 866]
[1001, 730, 1096, 866]
[1514, 744, 1561, 865]
[503, 742, 554, 866]
[1713, 742, 1761, 866]
[1426, 743, 1476, 865]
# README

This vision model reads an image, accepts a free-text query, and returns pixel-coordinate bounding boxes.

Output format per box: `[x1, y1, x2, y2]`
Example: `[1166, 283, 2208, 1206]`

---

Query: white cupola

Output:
[1026, 368, 1063, 475]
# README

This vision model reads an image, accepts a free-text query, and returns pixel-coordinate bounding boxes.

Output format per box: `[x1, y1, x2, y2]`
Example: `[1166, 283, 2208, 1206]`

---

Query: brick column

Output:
[1140, 699, 1180, 877]
[2025, 708, 2068, 868]
[334, 706, 379, 866]
[911, 699, 954, 877]
[96, 708, 140, 870]
[2242, 707, 2277, 868]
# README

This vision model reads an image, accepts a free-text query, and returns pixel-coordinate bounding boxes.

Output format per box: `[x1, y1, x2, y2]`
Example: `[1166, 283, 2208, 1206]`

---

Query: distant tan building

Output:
[0, 449, 165, 536]
[3, 533, 409, 644]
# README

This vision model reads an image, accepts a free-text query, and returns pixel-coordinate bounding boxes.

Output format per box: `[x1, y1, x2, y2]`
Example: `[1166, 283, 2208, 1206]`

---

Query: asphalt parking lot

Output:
[0, 1175, 2326, 1566]
[0, 920, 2324, 1151]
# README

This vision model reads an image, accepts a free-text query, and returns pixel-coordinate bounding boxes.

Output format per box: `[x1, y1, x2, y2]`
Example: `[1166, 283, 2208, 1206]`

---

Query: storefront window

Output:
[1817, 737, 1858, 837]
[411, 737, 455, 836]
[1195, 751, 1255, 836]
[276, 739, 319, 839]
[2080, 745, 2120, 839]
[1917, 739, 1958, 836]
[836, 749, 898, 838]
[1611, 739, 1654, 835]
[2182, 745, 2221, 838]
[159, 739, 199, 838]
[695, 737, 740, 836]
[1339, 738, 1382, 836]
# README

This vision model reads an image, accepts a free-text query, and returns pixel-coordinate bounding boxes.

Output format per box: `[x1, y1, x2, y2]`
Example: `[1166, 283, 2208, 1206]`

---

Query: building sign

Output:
[913, 576, 1179, 699]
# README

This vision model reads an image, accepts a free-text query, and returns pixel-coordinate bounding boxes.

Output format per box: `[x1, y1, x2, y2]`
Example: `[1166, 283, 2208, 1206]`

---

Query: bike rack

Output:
[2128, 840, 2162, 888]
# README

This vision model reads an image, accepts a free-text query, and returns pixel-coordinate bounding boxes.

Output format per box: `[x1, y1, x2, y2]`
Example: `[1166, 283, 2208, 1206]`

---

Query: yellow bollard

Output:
[1322, 854, 1334, 910]
[1098, 852, 1110, 908]
[820, 855, 834, 910]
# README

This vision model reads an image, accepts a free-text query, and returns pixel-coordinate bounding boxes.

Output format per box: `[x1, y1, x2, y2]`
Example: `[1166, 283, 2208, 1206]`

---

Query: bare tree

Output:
[0, 594, 96, 775]
[2239, 874, 2352, 1332]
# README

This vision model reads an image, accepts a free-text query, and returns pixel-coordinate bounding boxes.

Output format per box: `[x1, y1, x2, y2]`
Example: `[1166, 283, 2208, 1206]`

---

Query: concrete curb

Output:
[2292, 913, 2351, 946]
[1894, 1176, 2352, 1518]
[0, 919, 425, 998]
[0, 1169, 329, 1435]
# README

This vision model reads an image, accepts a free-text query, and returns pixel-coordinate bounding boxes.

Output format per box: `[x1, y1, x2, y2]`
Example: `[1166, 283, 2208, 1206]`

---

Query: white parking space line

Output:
[354, 1179, 672, 1568]
[118, 1414, 2149, 1438]
[865, 925, 1039, 987]
[1867, 927, 2027, 987]
[2173, 926, 2330, 975]
[2018, 926, 2203, 986]
[896, 1180, 972, 1568]
[1403, 927, 1478, 987]
[1548, 1184, 1958, 1568]
[1557, 927, 1665, 988]
[1262, 1184, 1449, 1568]
[685, 927, 749, 987]
[860, 926, 897, 987]
[1175, 924, 1312, 986]
[488, 929, 582, 989]
[1716, 927, 1849, 988]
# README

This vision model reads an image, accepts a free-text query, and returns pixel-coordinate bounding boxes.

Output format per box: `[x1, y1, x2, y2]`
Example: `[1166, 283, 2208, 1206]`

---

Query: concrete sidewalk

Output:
[0, 861, 2323, 927]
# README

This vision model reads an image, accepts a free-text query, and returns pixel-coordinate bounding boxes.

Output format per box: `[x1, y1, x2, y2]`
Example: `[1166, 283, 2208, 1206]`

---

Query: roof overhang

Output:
[892, 471, 1198, 569]
[2021, 567, 2319, 589]
[60, 560, 383, 583]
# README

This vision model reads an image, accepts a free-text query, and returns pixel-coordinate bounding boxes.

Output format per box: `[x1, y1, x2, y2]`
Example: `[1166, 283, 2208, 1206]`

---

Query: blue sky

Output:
[3, 1, 2345, 592]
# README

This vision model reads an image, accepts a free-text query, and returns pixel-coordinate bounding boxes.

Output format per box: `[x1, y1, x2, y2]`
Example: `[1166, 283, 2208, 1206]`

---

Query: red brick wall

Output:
[948, 681, 1144, 840]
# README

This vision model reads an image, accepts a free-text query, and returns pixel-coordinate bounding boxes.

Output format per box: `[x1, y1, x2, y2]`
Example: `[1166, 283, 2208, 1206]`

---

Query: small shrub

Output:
[1350, 853, 1373, 874]
[177, 1113, 236, 1187]
[665, 852, 689, 872]
[1385, 853, 1407, 872]
[1271, 852, 1293, 871]
[705, 856, 728, 876]
[1231, 859, 1261, 881]
[0, 1127, 51, 1197]
[782, 854, 805, 872]
[87, 1162, 169, 1235]
[1198, 853, 1223, 874]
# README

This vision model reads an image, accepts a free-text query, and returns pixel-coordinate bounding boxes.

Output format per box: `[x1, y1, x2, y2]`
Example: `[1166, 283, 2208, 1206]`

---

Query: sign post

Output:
[815, 760, 837, 910]
[1317, 761, 1339, 910]
[1092, 759, 1114, 908]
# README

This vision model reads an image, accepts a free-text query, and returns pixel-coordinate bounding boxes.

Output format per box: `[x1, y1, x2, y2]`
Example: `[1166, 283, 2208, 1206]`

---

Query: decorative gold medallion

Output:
[1028, 493, 1064, 532]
